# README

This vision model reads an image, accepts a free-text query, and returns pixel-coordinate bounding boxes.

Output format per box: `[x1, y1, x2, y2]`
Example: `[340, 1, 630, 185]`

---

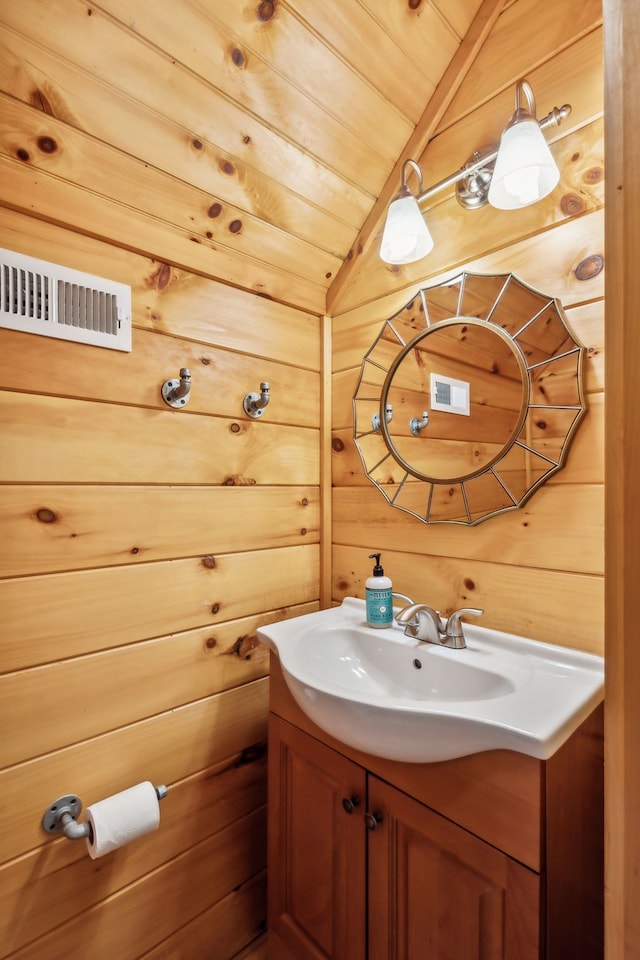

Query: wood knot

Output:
[30, 88, 55, 115]
[301, 497, 309, 506]
[228, 219, 242, 234]
[220, 159, 235, 176]
[150, 261, 171, 291]
[237, 743, 267, 765]
[230, 422, 241, 434]
[408, 0, 423, 9]
[208, 202, 223, 219]
[535, 419, 547, 430]
[36, 508, 57, 523]
[37, 136, 57, 154]
[560, 193, 584, 216]
[332, 437, 345, 452]
[232, 635, 259, 659]
[257, 0, 275, 20]
[201, 555, 216, 569]
[583, 167, 603, 184]
[205, 637, 217, 650]
[574, 254, 604, 281]
[231, 47, 245, 68]
[192, 138, 203, 150]
[211, 603, 221, 614]
[223, 475, 256, 486]
[463, 578, 475, 591]
[16, 148, 30, 162]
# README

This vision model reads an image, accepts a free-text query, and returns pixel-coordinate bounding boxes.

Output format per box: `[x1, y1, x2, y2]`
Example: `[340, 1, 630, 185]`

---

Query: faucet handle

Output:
[445, 608, 484, 642]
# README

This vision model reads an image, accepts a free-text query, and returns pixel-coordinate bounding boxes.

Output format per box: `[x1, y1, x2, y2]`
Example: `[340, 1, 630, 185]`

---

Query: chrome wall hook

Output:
[162, 368, 191, 408]
[243, 381, 270, 418]
[410, 411, 430, 435]
[372, 404, 393, 432]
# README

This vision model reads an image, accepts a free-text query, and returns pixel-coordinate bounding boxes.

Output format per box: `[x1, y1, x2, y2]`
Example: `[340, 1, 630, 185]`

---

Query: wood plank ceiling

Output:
[0, 0, 496, 315]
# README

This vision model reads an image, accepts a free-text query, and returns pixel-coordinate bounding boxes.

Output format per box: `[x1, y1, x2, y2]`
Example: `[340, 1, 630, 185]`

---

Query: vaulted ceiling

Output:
[0, 0, 602, 315]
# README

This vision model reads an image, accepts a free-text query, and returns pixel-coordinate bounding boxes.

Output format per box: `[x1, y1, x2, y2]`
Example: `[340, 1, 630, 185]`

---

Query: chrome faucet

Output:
[395, 603, 483, 649]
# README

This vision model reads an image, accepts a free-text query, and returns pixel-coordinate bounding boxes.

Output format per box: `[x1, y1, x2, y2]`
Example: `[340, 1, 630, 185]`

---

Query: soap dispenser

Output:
[365, 552, 393, 628]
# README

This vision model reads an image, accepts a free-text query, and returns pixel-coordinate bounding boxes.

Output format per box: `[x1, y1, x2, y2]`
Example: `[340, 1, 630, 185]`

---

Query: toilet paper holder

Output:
[42, 785, 168, 841]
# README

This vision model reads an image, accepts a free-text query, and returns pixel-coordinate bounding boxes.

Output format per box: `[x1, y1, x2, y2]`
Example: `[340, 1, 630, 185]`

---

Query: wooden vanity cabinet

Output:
[268, 662, 603, 960]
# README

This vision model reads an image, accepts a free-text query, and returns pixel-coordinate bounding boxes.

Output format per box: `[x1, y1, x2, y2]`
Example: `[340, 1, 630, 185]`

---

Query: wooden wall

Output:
[0, 213, 320, 956]
[0, 200, 321, 955]
[0, 1, 606, 958]
[330, 2, 605, 654]
[0, 2, 343, 955]
[603, 2, 640, 956]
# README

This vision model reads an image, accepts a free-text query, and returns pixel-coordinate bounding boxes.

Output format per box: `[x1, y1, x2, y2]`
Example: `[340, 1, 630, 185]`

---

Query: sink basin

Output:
[258, 597, 604, 763]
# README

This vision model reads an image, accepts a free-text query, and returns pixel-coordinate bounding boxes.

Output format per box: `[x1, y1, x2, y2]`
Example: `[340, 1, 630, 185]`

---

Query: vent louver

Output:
[0, 247, 131, 351]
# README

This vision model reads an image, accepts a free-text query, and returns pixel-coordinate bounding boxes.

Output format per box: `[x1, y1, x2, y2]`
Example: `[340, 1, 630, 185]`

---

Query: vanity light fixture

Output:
[380, 79, 571, 265]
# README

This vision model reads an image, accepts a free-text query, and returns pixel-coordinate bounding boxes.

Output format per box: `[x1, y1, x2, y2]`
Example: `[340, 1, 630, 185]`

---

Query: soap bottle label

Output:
[366, 587, 392, 627]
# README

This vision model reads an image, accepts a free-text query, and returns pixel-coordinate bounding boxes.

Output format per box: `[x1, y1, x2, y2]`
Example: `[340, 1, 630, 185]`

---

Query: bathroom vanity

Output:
[267, 661, 603, 960]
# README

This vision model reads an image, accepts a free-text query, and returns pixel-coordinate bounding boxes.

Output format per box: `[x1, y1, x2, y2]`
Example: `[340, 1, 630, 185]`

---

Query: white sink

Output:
[258, 597, 604, 763]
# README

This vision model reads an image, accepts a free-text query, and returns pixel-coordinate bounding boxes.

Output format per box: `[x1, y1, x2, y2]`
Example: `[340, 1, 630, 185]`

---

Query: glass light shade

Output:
[380, 193, 434, 264]
[488, 120, 560, 210]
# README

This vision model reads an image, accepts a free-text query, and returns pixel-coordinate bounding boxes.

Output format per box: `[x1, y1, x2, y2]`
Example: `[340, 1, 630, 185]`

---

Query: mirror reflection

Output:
[353, 273, 586, 525]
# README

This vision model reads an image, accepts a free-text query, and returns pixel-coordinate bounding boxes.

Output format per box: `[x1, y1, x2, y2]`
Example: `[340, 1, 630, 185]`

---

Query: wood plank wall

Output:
[0, 203, 321, 957]
[330, 3, 605, 654]
[0, 176, 321, 960]
[0, 1, 605, 958]
[0, 1, 346, 953]
[0, 5, 336, 928]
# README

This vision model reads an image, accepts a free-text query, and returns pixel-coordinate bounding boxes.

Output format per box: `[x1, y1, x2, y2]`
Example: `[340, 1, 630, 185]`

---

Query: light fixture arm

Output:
[380, 79, 571, 265]
[400, 158, 424, 197]
[412, 94, 571, 207]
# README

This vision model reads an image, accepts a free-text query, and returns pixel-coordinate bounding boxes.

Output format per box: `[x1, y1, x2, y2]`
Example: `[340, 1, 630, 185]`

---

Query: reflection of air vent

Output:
[0, 247, 131, 351]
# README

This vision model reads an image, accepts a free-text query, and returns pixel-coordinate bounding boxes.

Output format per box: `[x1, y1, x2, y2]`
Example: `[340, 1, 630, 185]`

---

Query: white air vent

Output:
[0, 247, 131, 352]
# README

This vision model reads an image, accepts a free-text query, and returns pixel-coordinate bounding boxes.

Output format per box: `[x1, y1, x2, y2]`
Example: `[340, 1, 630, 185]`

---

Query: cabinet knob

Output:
[365, 810, 383, 830]
[342, 795, 360, 814]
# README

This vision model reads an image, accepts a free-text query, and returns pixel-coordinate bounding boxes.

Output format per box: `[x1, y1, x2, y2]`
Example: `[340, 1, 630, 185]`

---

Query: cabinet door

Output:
[367, 776, 540, 960]
[268, 715, 367, 960]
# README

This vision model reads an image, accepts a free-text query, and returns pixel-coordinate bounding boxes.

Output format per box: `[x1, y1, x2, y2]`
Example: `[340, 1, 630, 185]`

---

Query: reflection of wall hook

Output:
[243, 381, 270, 419]
[410, 411, 430, 435]
[372, 404, 393, 431]
[162, 368, 191, 408]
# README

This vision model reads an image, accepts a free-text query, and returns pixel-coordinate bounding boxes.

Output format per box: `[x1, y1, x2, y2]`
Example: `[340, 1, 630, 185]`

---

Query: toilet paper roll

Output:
[85, 781, 160, 860]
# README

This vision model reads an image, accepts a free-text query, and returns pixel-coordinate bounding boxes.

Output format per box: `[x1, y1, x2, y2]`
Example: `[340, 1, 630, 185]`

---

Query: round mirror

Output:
[353, 272, 587, 525]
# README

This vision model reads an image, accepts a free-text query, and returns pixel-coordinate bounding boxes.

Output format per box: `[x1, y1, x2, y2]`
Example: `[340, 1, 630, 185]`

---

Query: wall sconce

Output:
[380, 79, 571, 265]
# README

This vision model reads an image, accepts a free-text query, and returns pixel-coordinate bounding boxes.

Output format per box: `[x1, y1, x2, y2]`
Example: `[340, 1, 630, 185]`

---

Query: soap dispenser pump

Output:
[365, 552, 393, 628]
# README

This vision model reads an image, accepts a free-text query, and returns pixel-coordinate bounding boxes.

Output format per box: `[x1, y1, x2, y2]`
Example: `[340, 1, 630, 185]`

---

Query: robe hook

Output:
[243, 381, 270, 418]
[162, 368, 191, 408]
